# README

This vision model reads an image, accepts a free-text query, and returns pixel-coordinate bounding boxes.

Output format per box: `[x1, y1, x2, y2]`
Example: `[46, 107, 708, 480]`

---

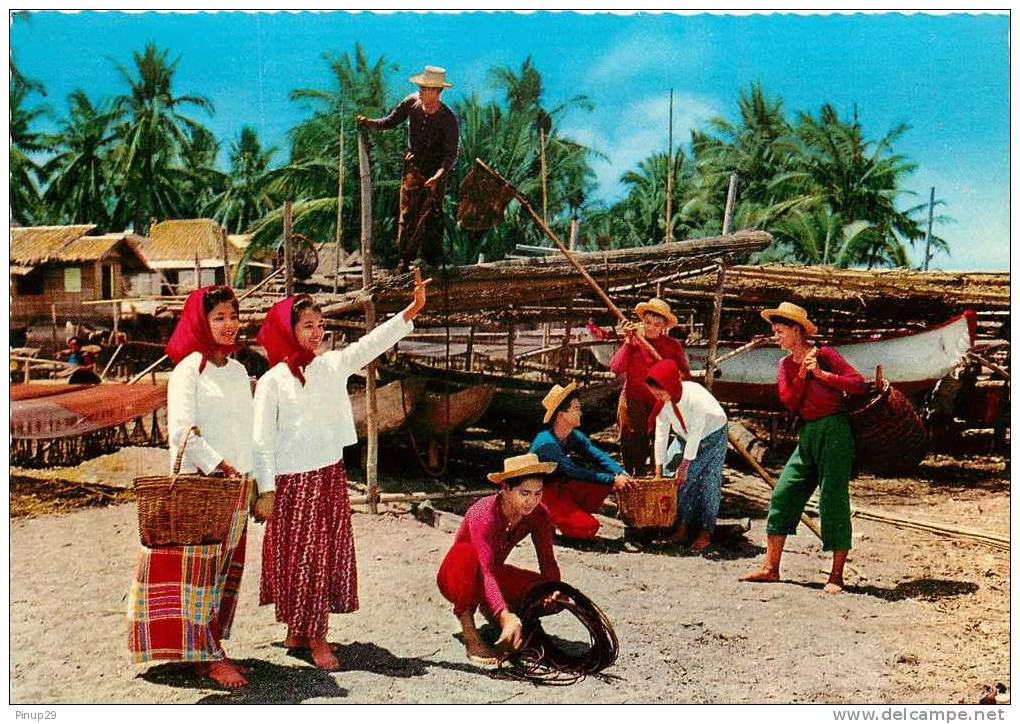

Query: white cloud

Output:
[563, 91, 722, 201]
[589, 30, 708, 85]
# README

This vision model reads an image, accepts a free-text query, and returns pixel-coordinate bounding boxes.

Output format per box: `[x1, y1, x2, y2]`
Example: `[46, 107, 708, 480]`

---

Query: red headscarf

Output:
[256, 294, 317, 385]
[646, 358, 687, 435]
[165, 286, 240, 373]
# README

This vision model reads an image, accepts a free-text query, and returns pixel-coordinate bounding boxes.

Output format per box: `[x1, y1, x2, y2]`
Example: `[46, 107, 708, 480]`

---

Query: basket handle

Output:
[171, 425, 201, 478]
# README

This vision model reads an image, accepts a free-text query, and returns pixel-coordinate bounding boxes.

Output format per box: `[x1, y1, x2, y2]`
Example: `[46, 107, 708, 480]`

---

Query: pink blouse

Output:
[777, 346, 869, 421]
[453, 494, 560, 615]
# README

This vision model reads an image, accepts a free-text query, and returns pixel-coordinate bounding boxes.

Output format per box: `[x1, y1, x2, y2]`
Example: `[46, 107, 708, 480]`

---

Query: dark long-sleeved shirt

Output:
[363, 93, 460, 176]
[609, 335, 691, 405]
[529, 428, 625, 486]
[453, 494, 560, 616]
[777, 345, 869, 421]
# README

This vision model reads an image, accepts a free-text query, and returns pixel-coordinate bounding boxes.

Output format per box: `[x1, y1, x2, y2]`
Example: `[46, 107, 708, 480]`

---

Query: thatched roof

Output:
[11, 225, 97, 264]
[142, 219, 243, 268]
[10, 226, 152, 270]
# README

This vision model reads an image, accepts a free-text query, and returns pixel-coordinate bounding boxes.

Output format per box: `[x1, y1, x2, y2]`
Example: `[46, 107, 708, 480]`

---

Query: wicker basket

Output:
[134, 427, 246, 548]
[615, 476, 679, 528]
[846, 378, 928, 476]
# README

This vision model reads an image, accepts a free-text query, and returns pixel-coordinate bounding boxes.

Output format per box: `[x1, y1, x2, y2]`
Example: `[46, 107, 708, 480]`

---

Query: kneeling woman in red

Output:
[437, 454, 561, 663]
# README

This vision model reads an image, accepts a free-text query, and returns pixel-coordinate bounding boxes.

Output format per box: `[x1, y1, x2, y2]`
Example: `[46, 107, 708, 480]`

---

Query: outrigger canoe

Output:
[350, 376, 426, 438]
[589, 311, 976, 410]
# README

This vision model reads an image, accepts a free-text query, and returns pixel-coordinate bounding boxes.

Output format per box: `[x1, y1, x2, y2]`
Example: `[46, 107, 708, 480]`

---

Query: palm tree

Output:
[205, 126, 277, 234]
[10, 74, 48, 225]
[246, 44, 401, 265]
[109, 43, 214, 233]
[776, 104, 924, 267]
[39, 90, 117, 228]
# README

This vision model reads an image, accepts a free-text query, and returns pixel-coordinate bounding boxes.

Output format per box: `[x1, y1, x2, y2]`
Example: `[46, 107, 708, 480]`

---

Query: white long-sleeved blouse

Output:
[166, 352, 255, 476]
[653, 380, 728, 466]
[252, 313, 413, 493]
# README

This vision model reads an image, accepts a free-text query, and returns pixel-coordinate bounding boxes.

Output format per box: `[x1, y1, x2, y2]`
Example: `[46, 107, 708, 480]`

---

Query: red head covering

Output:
[165, 286, 240, 373]
[646, 358, 686, 435]
[256, 294, 317, 385]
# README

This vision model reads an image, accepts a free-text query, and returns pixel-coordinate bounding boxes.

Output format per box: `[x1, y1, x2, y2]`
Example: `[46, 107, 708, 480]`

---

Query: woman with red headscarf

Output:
[252, 274, 428, 670]
[645, 358, 729, 552]
[127, 285, 254, 688]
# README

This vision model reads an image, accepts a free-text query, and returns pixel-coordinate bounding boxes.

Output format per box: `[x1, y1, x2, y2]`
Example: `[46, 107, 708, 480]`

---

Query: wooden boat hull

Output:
[590, 311, 976, 410]
[407, 383, 497, 437]
[350, 376, 426, 438]
[383, 362, 622, 436]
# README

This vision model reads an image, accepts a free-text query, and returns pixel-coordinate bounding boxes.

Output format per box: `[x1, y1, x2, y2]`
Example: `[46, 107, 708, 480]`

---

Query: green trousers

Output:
[766, 414, 854, 552]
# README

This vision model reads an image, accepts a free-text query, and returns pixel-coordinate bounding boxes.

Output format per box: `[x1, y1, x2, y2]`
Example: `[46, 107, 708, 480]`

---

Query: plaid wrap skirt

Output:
[126, 480, 249, 663]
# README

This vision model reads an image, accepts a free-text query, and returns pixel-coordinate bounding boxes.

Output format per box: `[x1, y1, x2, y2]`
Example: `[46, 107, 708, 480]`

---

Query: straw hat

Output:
[761, 302, 818, 337]
[634, 298, 677, 328]
[541, 381, 578, 424]
[487, 453, 557, 484]
[410, 65, 453, 88]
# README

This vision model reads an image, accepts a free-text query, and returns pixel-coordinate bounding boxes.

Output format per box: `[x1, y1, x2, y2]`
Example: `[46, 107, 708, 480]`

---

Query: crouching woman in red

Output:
[437, 454, 561, 664]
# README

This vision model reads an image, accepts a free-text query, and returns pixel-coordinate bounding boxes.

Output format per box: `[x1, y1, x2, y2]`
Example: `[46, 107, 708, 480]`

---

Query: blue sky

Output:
[10, 10, 1010, 270]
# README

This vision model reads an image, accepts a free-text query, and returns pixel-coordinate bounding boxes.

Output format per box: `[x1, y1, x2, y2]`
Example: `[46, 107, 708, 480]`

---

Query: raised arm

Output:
[358, 95, 414, 131]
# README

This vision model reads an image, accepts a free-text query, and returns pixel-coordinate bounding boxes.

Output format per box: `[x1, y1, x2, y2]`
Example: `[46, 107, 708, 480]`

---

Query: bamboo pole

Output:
[100, 344, 124, 378]
[193, 252, 201, 291]
[128, 356, 168, 384]
[348, 488, 493, 507]
[50, 304, 58, 353]
[665, 88, 674, 243]
[358, 126, 380, 514]
[473, 158, 661, 360]
[539, 127, 548, 224]
[334, 112, 346, 295]
[283, 200, 294, 297]
[220, 227, 231, 286]
[704, 173, 739, 391]
[967, 351, 1010, 381]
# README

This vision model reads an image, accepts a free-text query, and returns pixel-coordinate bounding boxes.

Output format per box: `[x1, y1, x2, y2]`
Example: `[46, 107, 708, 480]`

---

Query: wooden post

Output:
[665, 87, 674, 243]
[568, 214, 579, 251]
[112, 302, 120, 335]
[220, 227, 231, 286]
[358, 129, 373, 284]
[923, 186, 935, 271]
[465, 325, 475, 372]
[722, 173, 739, 237]
[358, 126, 380, 514]
[50, 304, 57, 353]
[703, 260, 727, 392]
[193, 252, 201, 290]
[539, 127, 548, 224]
[283, 200, 294, 296]
[506, 320, 515, 377]
[704, 172, 738, 392]
[334, 114, 345, 295]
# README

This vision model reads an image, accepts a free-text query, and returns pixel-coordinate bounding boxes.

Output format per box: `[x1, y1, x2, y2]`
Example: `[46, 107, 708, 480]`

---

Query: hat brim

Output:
[541, 381, 579, 424]
[635, 303, 678, 328]
[487, 462, 557, 484]
[410, 74, 453, 88]
[761, 308, 818, 337]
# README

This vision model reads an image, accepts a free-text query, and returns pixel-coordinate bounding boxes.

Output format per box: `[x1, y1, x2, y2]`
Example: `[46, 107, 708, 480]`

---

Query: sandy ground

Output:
[9, 446, 1010, 704]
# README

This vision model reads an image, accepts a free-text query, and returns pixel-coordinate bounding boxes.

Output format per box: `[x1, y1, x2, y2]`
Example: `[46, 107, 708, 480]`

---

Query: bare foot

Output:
[661, 522, 691, 545]
[690, 531, 712, 552]
[284, 633, 309, 649]
[823, 577, 844, 594]
[204, 660, 249, 688]
[309, 638, 340, 671]
[739, 568, 780, 583]
[464, 638, 500, 665]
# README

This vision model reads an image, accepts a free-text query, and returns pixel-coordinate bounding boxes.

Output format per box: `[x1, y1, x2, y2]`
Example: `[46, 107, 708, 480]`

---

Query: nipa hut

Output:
[10, 225, 152, 327]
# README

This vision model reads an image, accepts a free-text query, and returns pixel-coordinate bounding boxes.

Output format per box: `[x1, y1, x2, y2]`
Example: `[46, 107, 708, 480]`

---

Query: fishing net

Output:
[457, 159, 516, 231]
[10, 383, 167, 440]
[491, 580, 619, 686]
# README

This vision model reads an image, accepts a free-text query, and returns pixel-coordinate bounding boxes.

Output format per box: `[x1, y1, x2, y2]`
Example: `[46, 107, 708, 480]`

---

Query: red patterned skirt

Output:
[260, 460, 357, 639]
[126, 481, 249, 663]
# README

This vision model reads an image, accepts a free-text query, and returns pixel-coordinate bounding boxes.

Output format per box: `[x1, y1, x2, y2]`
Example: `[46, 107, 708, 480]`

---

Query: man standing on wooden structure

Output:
[358, 65, 460, 273]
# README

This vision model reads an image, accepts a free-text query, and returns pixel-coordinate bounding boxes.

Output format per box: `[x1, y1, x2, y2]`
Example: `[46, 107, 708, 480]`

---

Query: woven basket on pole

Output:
[846, 378, 929, 476]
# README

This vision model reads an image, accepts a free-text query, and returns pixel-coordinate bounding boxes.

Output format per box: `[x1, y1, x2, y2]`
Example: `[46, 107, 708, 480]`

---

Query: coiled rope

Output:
[491, 580, 619, 686]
